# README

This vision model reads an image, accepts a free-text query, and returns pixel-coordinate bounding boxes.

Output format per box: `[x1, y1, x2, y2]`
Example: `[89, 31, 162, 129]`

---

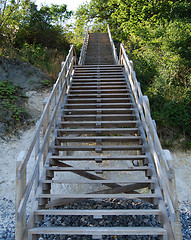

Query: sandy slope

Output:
[0, 90, 50, 202]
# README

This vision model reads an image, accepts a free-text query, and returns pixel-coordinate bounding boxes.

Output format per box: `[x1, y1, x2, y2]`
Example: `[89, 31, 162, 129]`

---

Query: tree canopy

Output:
[0, 0, 72, 48]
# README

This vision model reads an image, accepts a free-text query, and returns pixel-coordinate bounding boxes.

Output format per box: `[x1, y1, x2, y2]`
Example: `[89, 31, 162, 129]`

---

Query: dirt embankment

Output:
[0, 56, 53, 137]
[0, 56, 52, 91]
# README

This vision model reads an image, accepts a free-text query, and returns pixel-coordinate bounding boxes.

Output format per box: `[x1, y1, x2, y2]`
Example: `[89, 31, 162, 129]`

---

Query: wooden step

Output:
[63, 108, 135, 114]
[74, 70, 124, 77]
[38, 193, 158, 200]
[71, 78, 126, 82]
[34, 209, 161, 216]
[42, 179, 153, 184]
[74, 65, 123, 68]
[46, 166, 149, 172]
[50, 155, 147, 162]
[53, 145, 143, 152]
[66, 98, 132, 104]
[57, 128, 139, 135]
[29, 227, 167, 236]
[69, 89, 129, 94]
[67, 93, 132, 98]
[74, 69, 123, 74]
[60, 120, 137, 126]
[55, 136, 142, 143]
[60, 121, 138, 128]
[71, 81, 126, 86]
[70, 86, 128, 91]
[72, 76, 125, 80]
[62, 114, 136, 121]
[64, 103, 133, 109]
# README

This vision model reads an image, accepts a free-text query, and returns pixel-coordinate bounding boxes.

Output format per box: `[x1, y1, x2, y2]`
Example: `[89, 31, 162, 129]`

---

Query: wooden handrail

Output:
[79, 27, 89, 65]
[15, 45, 77, 239]
[119, 43, 182, 240]
[107, 25, 119, 65]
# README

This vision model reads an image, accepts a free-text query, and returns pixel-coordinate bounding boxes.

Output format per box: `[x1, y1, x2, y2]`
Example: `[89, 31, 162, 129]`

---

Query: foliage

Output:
[0, 81, 28, 126]
[0, 1, 72, 46]
[14, 2, 72, 49]
[18, 43, 67, 78]
[0, 0, 72, 78]
[75, 0, 191, 144]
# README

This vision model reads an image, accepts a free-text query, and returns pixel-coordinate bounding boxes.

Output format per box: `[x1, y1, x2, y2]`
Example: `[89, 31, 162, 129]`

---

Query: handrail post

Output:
[35, 120, 40, 192]
[15, 151, 26, 240]
[43, 98, 50, 165]
[119, 44, 123, 65]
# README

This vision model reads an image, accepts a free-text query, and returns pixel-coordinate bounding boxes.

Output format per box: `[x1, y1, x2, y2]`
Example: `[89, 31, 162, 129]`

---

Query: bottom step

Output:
[29, 227, 167, 236]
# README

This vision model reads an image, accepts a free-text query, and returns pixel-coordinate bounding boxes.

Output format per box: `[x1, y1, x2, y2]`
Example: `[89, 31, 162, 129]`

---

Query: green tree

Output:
[14, 2, 72, 49]
[75, 0, 191, 144]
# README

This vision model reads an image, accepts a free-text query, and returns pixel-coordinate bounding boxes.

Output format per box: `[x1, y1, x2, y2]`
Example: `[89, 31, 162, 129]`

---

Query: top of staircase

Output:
[85, 33, 115, 65]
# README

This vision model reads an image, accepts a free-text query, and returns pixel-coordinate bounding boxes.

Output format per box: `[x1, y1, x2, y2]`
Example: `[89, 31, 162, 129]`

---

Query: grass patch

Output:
[0, 81, 28, 132]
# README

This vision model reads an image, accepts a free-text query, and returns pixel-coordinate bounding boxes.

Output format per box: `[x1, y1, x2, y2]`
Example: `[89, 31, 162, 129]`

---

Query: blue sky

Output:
[34, 0, 90, 11]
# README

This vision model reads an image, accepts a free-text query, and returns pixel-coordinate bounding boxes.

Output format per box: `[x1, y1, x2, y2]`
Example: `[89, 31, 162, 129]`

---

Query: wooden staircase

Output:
[85, 33, 114, 65]
[16, 31, 182, 240]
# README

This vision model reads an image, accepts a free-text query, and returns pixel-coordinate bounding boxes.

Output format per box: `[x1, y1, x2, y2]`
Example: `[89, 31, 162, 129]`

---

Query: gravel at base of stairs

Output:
[0, 198, 190, 240]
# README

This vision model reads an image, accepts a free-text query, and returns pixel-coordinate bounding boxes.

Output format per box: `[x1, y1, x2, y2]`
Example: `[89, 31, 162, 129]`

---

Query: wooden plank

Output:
[69, 89, 129, 93]
[29, 227, 167, 235]
[63, 108, 135, 112]
[53, 145, 143, 151]
[74, 64, 124, 67]
[71, 81, 126, 86]
[74, 67, 123, 70]
[67, 98, 132, 104]
[67, 93, 131, 98]
[34, 209, 161, 216]
[60, 120, 138, 125]
[63, 108, 135, 114]
[73, 71, 123, 74]
[72, 73, 124, 77]
[50, 155, 147, 161]
[55, 136, 141, 142]
[46, 166, 149, 172]
[42, 179, 154, 184]
[70, 86, 128, 90]
[74, 69, 123, 73]
[62, 114, 136, 120]
[65, 103, 133, 108]
[57, 128, 139, 134]
[38, 193, 159, 199]
[71, 78, 126, 82]
[72, 77, 125, 81]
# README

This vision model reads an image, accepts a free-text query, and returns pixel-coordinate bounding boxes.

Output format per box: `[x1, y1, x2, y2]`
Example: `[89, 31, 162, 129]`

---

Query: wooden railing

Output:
[15, 45, 77, 240]
[107, 25, 119, 65]
[78, 27, 89, 65]
[119, 43, 182, 240]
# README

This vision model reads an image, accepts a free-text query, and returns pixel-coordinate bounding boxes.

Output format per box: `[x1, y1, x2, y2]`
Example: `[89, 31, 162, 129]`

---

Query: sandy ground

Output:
[171, 150, 191, 202]
[0, 90, 50, 202]
[0, 90, 191, 204]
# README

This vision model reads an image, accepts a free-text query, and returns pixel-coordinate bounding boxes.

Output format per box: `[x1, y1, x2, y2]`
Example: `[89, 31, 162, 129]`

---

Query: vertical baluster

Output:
[15, 151, 26, 240]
